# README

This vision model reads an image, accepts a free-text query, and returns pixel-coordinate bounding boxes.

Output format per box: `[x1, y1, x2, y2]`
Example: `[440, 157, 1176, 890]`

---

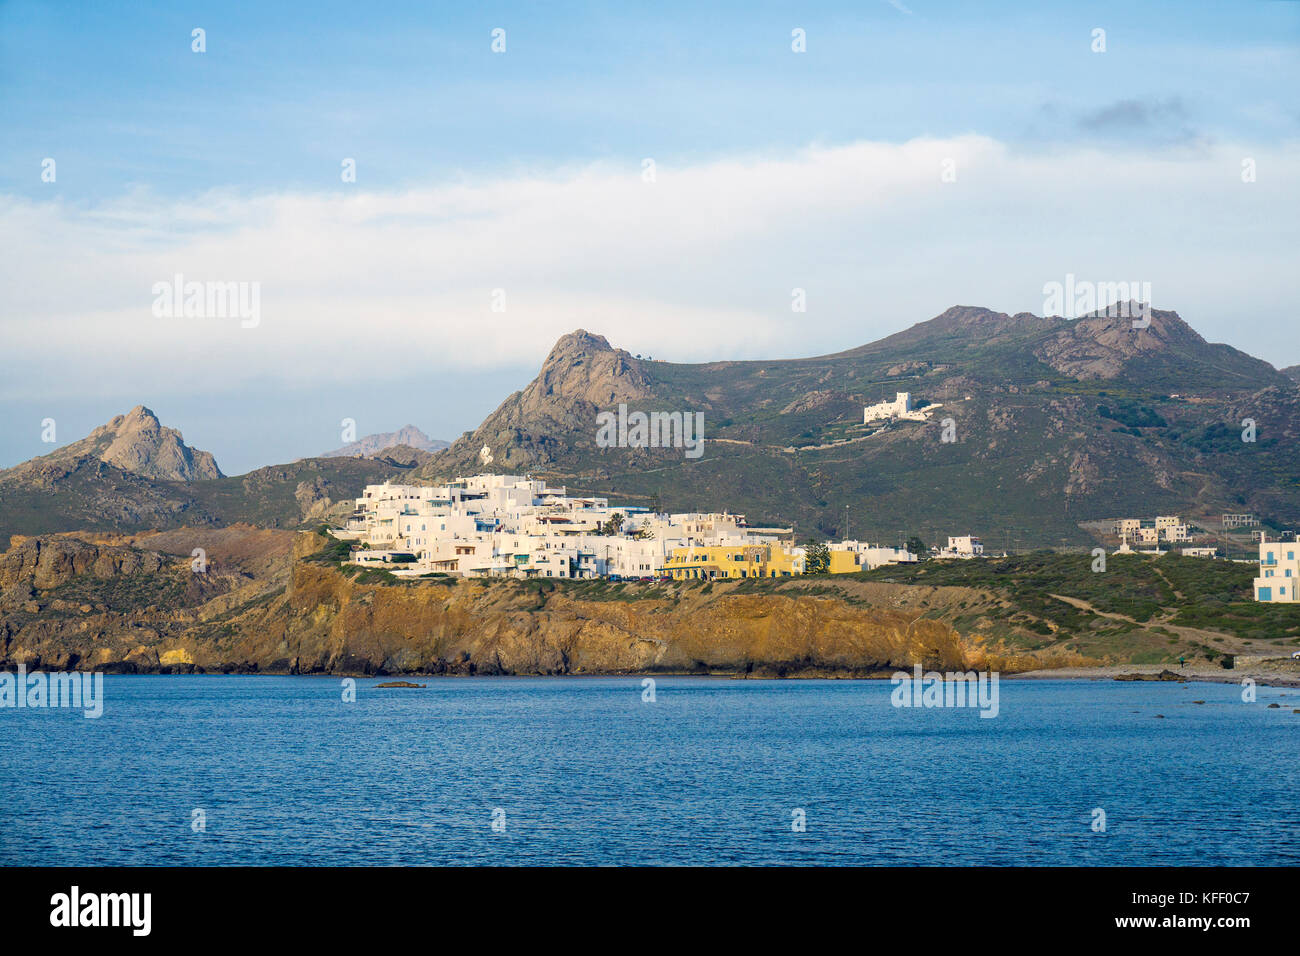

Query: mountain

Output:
[0, 408, 420, 545]
[1282, 365, 1300, 384]
[2, 307, 1295, 551]
[420, 307, 1299, 546]
[5, 405, 222, 482]
[320, 425, 448, 458]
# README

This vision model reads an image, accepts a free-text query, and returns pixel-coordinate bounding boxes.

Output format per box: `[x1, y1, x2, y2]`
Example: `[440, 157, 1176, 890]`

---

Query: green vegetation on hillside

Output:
[860, 551, 1300, 646]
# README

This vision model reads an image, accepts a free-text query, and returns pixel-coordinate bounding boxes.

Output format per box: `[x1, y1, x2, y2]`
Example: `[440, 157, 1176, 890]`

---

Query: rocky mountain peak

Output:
[1035, 307, 1211, 380]
[16, 405, 225, 482]
[417, 329, 654, 476]
[94, 406, 222, 481]
[532, 329, 650, 406]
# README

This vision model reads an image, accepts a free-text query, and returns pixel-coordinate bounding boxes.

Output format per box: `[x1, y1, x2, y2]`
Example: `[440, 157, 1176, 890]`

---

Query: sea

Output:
[1, 675, 1296, 866]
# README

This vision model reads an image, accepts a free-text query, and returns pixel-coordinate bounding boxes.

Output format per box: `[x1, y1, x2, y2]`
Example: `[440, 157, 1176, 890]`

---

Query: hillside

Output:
[420, 307, 1299, 546]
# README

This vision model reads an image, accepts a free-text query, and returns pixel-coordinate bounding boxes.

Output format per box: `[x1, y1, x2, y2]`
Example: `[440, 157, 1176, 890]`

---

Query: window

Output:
[1259, 587, 1272, 601]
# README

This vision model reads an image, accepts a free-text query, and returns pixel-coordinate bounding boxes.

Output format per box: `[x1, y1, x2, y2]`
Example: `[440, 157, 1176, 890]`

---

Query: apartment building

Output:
[1254, 536, 1300, 603]
[664, 543, 805, 581]
[1113, 515, 1190, 545]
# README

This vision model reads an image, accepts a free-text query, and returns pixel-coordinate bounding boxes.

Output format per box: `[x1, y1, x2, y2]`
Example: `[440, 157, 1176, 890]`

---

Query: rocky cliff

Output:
[0, 529, 1042, 677]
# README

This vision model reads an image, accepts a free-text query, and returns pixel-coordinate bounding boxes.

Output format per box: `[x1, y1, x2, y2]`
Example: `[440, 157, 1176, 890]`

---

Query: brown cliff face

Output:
[0, 530, 1005, 677]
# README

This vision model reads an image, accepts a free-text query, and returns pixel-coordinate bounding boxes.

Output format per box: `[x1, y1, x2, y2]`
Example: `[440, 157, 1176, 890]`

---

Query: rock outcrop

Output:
[1032, 307, 1285, 384]
[420, 330, 653, 475]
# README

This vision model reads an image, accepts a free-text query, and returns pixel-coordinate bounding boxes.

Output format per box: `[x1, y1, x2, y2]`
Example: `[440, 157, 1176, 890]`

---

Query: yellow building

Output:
[665, 544, 805, 580]
[828, 549, 860, 574]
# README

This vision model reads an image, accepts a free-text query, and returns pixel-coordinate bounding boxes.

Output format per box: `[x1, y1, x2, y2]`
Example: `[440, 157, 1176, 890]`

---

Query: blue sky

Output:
[1, 0, 1297, 472]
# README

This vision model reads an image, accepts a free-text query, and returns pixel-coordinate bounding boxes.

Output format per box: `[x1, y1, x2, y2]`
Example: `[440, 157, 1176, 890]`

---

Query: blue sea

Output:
[1, 676, 1297, 866]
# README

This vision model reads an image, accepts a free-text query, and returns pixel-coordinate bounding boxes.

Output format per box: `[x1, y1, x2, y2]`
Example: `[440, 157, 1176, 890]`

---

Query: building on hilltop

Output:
[863, 392, 936, 424]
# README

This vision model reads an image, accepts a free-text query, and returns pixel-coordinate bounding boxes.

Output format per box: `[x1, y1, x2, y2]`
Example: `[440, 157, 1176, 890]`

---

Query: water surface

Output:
[1, 676, 1296, 865]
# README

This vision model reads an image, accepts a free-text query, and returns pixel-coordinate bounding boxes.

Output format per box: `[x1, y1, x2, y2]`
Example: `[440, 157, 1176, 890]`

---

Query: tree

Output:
[804, 539, 830, 574]
[600, 512, 626, 536]
[906, 535, 927, 557]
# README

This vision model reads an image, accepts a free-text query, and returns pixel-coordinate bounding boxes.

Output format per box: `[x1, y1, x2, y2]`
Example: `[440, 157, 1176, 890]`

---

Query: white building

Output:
[829, 541, 918, 569]
[337, 475, 810, 581]
[863, 392, 935, 424]
[1254, 536, 1300, 603]
[1223, 513, 1260, 529]
[938, 536, 984, 559]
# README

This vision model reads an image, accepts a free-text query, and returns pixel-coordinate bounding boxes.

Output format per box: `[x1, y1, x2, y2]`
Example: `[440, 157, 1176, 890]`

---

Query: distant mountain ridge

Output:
[1, 307, 1295, 549]
[420, 306, 1299, 545]
[320, 425, 448, 459]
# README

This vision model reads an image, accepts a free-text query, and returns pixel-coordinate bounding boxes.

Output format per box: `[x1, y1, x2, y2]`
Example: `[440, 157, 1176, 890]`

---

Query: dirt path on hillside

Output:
[1047, 592, 1236, 647]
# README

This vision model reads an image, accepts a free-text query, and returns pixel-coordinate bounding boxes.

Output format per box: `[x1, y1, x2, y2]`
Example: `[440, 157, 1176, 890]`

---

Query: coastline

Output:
[1008, 663, 1300, 689]
[12, 663, 1299, 689]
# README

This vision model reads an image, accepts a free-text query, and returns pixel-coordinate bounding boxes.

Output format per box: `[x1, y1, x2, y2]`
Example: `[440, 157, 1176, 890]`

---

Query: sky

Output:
[1, 0, 1297, 474]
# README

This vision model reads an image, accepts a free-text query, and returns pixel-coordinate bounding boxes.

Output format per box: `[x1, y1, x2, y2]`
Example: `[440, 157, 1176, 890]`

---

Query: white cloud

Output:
[1, 134, 1298, 403]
